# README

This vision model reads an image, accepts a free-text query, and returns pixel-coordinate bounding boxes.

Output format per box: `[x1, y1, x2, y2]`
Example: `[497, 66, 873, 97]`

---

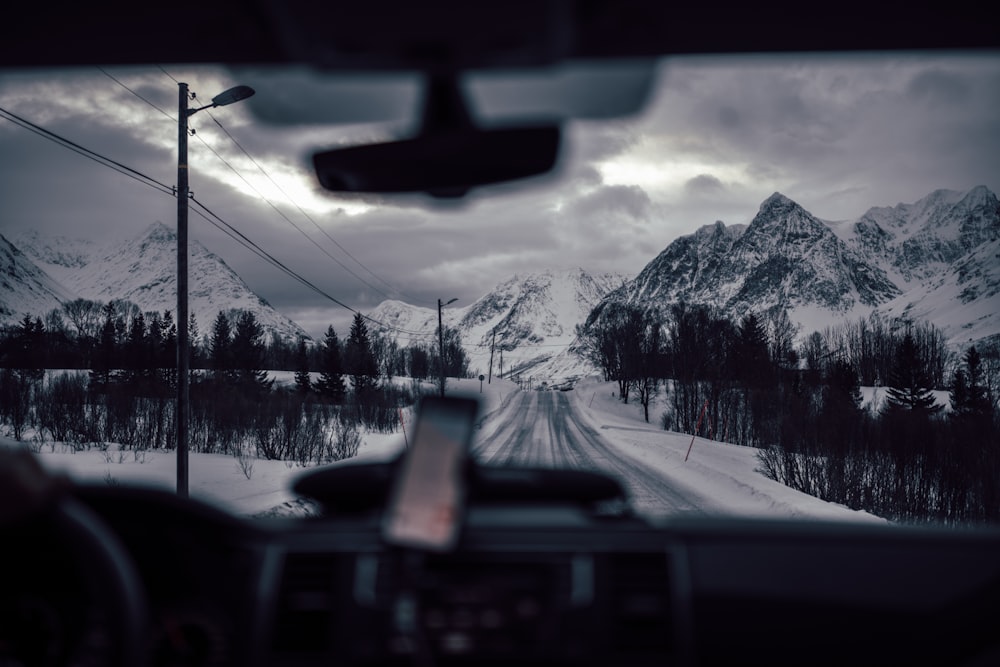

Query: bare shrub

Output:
[236, 444, 255, 480]
[322, 414, 361, 463]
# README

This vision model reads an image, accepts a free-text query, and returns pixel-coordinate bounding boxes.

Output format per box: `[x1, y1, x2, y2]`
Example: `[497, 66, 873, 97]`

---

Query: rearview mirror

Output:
[312, 125, 560, 198]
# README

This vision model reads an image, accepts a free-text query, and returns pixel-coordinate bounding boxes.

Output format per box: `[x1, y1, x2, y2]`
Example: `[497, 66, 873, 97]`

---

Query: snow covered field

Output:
[7, 376, 884, 523]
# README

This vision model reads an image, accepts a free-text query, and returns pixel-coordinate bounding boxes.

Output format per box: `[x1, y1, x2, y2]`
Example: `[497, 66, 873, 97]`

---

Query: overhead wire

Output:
[97, 66, 176, 123]
[205, 111, 432, 306]
[186, 125, 404, 303]
[0, 105, 175, 196]
[189, 196, 435, 339]
[146, 65, 425, 305]
[0, 100, 433, 340]
[98, 65, 435, 337]
[126, 66, 409, 303]
[17, 69, 584, 354]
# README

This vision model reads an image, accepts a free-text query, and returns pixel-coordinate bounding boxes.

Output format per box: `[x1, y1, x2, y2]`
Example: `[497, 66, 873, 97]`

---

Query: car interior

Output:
[2, 2, 999, 666]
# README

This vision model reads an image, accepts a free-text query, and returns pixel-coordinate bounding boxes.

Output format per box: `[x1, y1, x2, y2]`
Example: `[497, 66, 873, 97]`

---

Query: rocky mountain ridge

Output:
[368, 268, 628, 379]
[3, 186, 996, 381]
[4, 222, 309, 343]
[593, 186, 999, 347]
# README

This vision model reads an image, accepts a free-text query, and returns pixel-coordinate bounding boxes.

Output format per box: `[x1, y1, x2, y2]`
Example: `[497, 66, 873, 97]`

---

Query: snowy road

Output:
[472, 389, 708, 518]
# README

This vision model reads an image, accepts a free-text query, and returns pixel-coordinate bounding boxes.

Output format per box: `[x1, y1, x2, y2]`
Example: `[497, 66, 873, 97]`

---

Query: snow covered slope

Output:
[0, 234, 73, 322]
[7, 222, 309, 343]
[591, 187, 999, 346]
[369, 268, 628, 382]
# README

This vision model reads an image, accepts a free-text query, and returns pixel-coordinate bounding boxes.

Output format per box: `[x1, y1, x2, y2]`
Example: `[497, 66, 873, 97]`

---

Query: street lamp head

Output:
[211, 85, 255, 108]
[445, 297, 458, 306]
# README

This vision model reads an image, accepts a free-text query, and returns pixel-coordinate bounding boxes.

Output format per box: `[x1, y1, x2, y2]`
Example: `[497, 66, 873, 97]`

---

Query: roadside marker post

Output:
[685, 399, 709, 462]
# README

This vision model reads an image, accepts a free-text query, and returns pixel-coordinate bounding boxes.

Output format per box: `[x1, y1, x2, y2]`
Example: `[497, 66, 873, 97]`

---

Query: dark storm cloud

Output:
[564, 184, 651, 221]
[636, 53, 1000, 222]
[685, 174, 725, 195]
[563, 121, 639, 165]
[2, 55, 998, 337]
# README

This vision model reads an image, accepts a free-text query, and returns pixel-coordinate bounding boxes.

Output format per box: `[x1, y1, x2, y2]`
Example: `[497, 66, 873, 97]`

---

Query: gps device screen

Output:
[382, 396, 478, 551]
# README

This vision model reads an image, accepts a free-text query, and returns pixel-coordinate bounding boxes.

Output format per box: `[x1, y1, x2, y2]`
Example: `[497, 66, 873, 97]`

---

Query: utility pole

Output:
[437, 297, 457, 397]
[175, 82, 254, 497]
[488, 329, 495, 384]
[176, 83, 190, 497]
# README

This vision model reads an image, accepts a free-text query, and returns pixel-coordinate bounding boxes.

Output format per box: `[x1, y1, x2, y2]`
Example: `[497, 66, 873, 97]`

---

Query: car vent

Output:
[606, 552, 673, 658]
[271, 553, 339, 654]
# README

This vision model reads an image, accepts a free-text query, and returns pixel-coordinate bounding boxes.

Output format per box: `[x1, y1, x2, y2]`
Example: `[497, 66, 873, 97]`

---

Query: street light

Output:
[438, 297, 458, 397]
[176, 83, 255, 497]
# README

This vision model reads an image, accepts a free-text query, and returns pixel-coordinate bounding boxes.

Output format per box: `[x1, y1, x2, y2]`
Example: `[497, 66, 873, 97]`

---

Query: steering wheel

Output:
[0, 448, 147, 667]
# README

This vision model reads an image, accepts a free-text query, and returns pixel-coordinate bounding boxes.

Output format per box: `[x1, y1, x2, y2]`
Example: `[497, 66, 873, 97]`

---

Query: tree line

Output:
[577, 302, 1000, 525]
[0, 297, 470, 386]
[0, 299, 471, 468]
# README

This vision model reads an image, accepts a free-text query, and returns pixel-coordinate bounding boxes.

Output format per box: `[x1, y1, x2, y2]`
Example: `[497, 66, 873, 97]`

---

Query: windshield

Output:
[1, 52, 997, 526]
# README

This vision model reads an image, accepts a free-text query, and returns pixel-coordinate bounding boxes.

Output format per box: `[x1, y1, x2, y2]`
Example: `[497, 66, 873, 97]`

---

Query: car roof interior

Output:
[4, 0, 997, 69]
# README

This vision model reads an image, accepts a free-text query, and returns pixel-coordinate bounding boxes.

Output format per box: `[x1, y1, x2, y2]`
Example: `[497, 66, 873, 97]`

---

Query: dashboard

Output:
[6, 478, 999, 667]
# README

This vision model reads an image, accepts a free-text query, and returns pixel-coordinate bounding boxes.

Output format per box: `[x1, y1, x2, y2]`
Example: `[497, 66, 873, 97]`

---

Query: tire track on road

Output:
[475, 390, 705, 517]
[554, 392, 704, 517]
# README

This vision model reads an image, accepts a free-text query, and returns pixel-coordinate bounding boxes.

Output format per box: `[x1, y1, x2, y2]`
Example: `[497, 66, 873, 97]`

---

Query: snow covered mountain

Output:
[0, 234, 74, 322]
[6, 222, 309, 343]
[369, 268, 628, 381]
[591, 187, 1000, 346]
[849, 186, 1000, 344]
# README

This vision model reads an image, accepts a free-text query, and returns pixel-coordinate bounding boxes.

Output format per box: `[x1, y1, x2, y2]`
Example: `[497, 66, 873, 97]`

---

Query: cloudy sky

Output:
[1, 51, 998, 337]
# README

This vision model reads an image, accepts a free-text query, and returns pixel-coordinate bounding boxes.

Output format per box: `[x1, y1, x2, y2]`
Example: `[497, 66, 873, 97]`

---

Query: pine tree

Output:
[951, 346, 993, 421]
[883, 331, 942, 416]
[90, 302, 119, 390]
[209, 311, 233, 382]
[188, 312, 201, 367]
[344, 313, 379, 398]
[294, 338, 312, 395]
[734, 313, 772, 387]
[316, 325, 346, 402]
[13, 314, 46, 381]
[826, 359, 863, 412]
[231, 310, 272, 392]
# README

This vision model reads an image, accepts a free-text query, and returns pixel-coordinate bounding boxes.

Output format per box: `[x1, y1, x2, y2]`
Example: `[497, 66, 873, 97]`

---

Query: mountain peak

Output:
[760, 191, 797, 210]
[140, 221, 176, 243]
[958, 184, 998, 210]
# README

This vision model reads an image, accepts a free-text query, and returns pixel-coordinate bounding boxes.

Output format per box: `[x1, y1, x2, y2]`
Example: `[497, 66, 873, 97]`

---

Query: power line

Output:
[207, 111, 431, 305]
[97, 66, 176, 123]
[0, 105, 174, 195]
[156, 65, 180, 84]
[0, 102, 432, 340]
[186, 119, 408, 303]
[189, 196, 434, 339]
[102, 66, 433, 308]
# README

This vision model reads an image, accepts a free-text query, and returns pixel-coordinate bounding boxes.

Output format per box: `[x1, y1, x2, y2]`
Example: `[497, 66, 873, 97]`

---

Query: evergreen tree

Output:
[121, 311, 148, 386]
[344, 313, 379, 398]
[294, 338, 312, 394]
[188, 312, 201, 367]
[12, 314, 46, 380]
[408, 345, 431, 379]
[437, 326, 470, 380]
[146, 312, 163, 366]
[733, 313, 771, 387]
[209, 311, 233, 381]
[825, 359, 863, 412]
[316, 325, 346, 402]
[90, 302, 119, 390]
[230, 310, 272, 391]
[951, 346, 993, 421]
[883, 331, 942, 416]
